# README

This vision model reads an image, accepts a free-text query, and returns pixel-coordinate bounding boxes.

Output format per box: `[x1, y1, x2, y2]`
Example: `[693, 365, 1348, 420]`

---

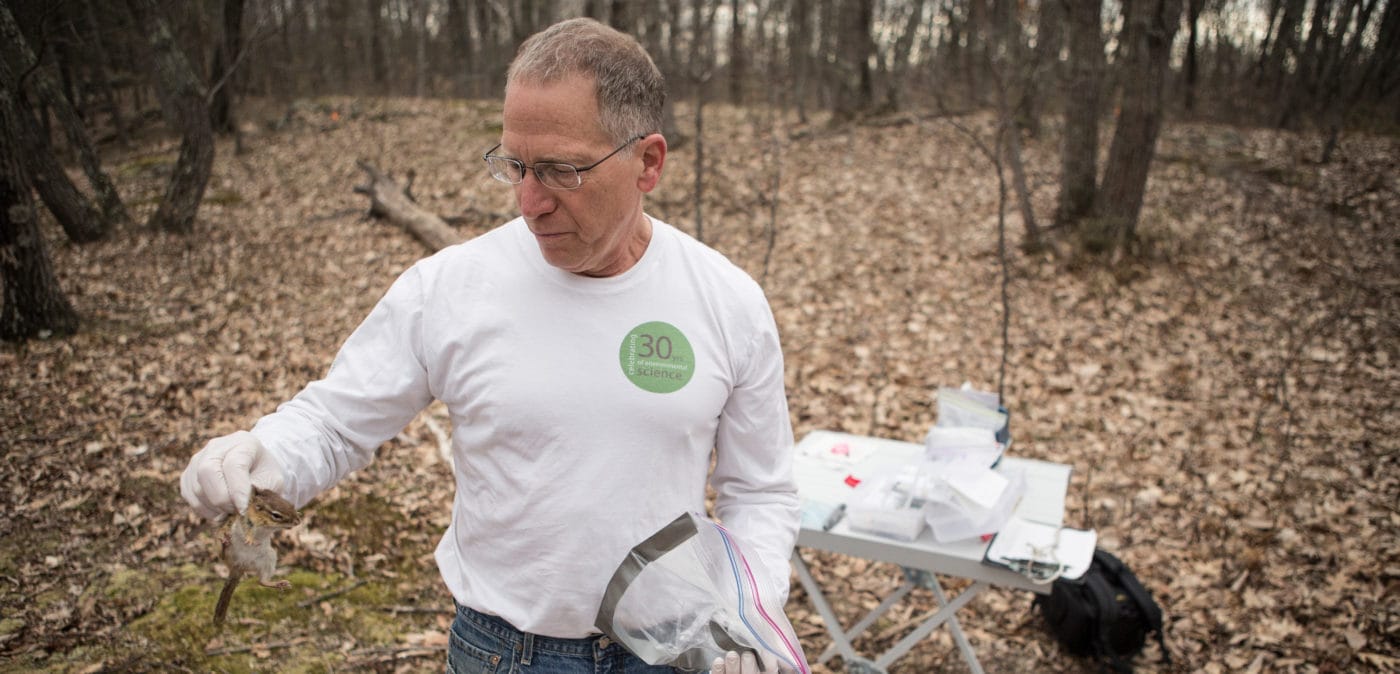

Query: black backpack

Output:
[1037, 548, 1170, 673]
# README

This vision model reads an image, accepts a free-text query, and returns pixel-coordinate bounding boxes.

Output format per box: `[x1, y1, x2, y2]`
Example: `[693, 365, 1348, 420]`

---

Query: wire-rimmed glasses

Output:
[483, 135, 645, 190]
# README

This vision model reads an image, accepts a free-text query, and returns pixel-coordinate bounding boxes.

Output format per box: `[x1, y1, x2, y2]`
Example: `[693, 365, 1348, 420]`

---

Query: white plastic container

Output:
[845, 473, 928, 542]
[923, 467, 1026, 543]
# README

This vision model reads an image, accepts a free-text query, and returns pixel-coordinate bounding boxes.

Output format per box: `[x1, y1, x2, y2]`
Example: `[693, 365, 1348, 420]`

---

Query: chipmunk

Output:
[212, 487, 302, 626]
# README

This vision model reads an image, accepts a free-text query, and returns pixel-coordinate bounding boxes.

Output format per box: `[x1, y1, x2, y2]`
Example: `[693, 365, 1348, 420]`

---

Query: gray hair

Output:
[506, 18, 665, 145]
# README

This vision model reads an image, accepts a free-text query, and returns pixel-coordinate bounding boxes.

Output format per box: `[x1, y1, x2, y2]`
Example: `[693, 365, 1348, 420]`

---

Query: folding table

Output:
[789, 430, 1072, 674]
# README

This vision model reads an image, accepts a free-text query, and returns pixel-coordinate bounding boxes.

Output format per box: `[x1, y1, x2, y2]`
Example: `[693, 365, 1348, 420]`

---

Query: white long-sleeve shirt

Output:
[251, 217, 800, 637]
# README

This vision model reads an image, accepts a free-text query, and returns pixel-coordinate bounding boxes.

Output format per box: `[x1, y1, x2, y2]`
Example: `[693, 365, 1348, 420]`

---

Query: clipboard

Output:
[982, 516, 1097, 584]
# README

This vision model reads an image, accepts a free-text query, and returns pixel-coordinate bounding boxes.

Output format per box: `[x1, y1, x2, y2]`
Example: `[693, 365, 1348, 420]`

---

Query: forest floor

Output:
[1, 96, 1397, 673]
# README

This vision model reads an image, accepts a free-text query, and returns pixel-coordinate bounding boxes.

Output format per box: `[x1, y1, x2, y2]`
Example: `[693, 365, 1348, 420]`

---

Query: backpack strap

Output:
[1093, 550, 1171, 665]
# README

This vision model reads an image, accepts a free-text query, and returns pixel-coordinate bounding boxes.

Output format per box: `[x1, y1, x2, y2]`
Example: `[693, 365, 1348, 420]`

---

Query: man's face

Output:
[500, 75, 664, 277]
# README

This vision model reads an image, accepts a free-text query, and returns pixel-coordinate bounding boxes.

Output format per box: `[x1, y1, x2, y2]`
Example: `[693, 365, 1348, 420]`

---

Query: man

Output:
[181, 17, 800, 674]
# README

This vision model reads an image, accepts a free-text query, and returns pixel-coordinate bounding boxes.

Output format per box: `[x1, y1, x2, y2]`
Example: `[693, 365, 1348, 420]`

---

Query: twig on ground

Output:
[297, 579, 367, 608]
[205, 637, 310, 656]
[380, 605, 455, 615]
[347, 645, 445, 665]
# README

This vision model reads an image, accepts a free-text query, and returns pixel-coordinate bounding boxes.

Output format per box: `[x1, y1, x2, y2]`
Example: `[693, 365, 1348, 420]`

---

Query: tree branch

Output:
[352, 161, 464, 252]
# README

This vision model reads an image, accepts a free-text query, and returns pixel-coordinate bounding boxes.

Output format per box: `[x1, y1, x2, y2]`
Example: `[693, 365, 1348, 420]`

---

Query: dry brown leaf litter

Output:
[0, 97, 1396, 673]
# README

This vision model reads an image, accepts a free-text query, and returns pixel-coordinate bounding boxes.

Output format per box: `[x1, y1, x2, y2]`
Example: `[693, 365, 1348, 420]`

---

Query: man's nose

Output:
[515, 170, 556, 219]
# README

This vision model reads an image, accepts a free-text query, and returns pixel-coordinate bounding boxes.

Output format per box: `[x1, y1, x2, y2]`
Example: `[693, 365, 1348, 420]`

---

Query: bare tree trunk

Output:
[1255, 0, 1284, 82]
[882, 0, 927, 113]
[831, 0, 875, 123]
[729, 0, 745, 104]
[1019, 0, 1064, 136]
[988, 0, 1040, 249]
[1261, 0, 1305, 104]
[639, 4, 681, 144]
[0, 152, 79, 341]
[1056, 0, 1104, 228]
[1183, 0, 1202, 112]
[941, 1, 964, 103]
[210, 0, 246, 136]
[689, 0, 716, 242]
[326, 0, 352, 91]
[1094, 0, 1183, 252]
[760, 57, 784, 285]
[0, 2, 128, 231]
[126, 0, 216, 234]
[1365, 0, 1400, 106]
[52, 35, 83, 123]
[612, 1, 640, 46]
[445, 0, 474, 96]
[816, 0, 839, 110]
[965, 0, 988, 104]
[83, 0, 130, 147]
[664, 0, 682, 90]
[414, 0, 428, 97]
[278, 0, 299, 93]
[788, 0, 811, 123]
[998, 89, 1040, 250]
[1318, 0, 1381, 162]
[368, 0, 388, 89]
[694, 80, 706, 243]
[0, 64, 106, 243]
[1274, 0, 1330, 128]
[585, 0, 606, 21]
[511, 0, 541, 50]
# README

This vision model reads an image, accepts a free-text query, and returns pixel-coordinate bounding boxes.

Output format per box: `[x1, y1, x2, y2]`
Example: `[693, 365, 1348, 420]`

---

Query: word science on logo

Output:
[618, 321, 695, 393]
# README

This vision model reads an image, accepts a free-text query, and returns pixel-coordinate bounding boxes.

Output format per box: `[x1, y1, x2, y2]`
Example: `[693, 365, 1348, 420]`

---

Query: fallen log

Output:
[353, 161, 464, 252]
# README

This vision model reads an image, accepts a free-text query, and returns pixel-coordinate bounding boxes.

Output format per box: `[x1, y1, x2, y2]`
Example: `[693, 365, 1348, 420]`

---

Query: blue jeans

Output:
[447, 605, 679, 674]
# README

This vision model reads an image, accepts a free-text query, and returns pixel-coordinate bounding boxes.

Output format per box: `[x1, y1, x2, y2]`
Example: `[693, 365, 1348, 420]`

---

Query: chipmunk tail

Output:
[213, 576, 239, 625]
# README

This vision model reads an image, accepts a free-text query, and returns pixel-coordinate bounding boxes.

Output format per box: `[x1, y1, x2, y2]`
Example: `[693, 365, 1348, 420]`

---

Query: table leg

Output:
[871, 580, 988, 674]
[817, 580, 915, 663]
[930, 579, 985, 674]
[792, 551, 862, 666]
[791, 551, 990, 674]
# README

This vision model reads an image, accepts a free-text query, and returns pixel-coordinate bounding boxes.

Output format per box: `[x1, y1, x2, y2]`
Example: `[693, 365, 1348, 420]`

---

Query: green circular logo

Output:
[619, 321, 695, 393]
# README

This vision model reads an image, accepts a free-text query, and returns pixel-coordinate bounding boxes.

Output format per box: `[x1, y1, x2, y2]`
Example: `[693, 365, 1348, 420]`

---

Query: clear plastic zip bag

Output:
[595, 512, 810, 673]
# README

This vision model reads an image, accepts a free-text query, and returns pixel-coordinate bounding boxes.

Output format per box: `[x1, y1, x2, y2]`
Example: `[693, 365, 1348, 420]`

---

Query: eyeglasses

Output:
[1004, 556, 1066, 585]
[483, 135, 646, 190]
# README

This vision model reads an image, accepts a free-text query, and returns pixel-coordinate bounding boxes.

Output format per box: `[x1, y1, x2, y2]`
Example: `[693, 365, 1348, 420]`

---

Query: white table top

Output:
[793, 430, 1072, 594]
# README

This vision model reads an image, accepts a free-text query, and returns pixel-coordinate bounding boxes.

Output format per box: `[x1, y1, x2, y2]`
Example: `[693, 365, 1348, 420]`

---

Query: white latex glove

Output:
[180, 430, 285, 519]
[710, 651, 786, 674]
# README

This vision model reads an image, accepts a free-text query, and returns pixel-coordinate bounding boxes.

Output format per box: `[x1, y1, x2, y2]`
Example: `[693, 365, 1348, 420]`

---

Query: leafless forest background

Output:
[1, 0, 1397, 672]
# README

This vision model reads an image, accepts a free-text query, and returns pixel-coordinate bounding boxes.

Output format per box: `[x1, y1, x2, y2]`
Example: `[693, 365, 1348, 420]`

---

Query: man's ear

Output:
[636, 134, 667, 193]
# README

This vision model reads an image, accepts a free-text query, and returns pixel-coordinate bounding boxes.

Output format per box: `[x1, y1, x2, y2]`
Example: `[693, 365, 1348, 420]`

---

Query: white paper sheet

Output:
[984, 516, 1097, 580]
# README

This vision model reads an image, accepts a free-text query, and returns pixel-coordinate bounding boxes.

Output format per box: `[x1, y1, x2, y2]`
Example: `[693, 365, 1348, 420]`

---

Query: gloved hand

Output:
[710, 651, 787, 674]
[180, 430, 285, 519]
